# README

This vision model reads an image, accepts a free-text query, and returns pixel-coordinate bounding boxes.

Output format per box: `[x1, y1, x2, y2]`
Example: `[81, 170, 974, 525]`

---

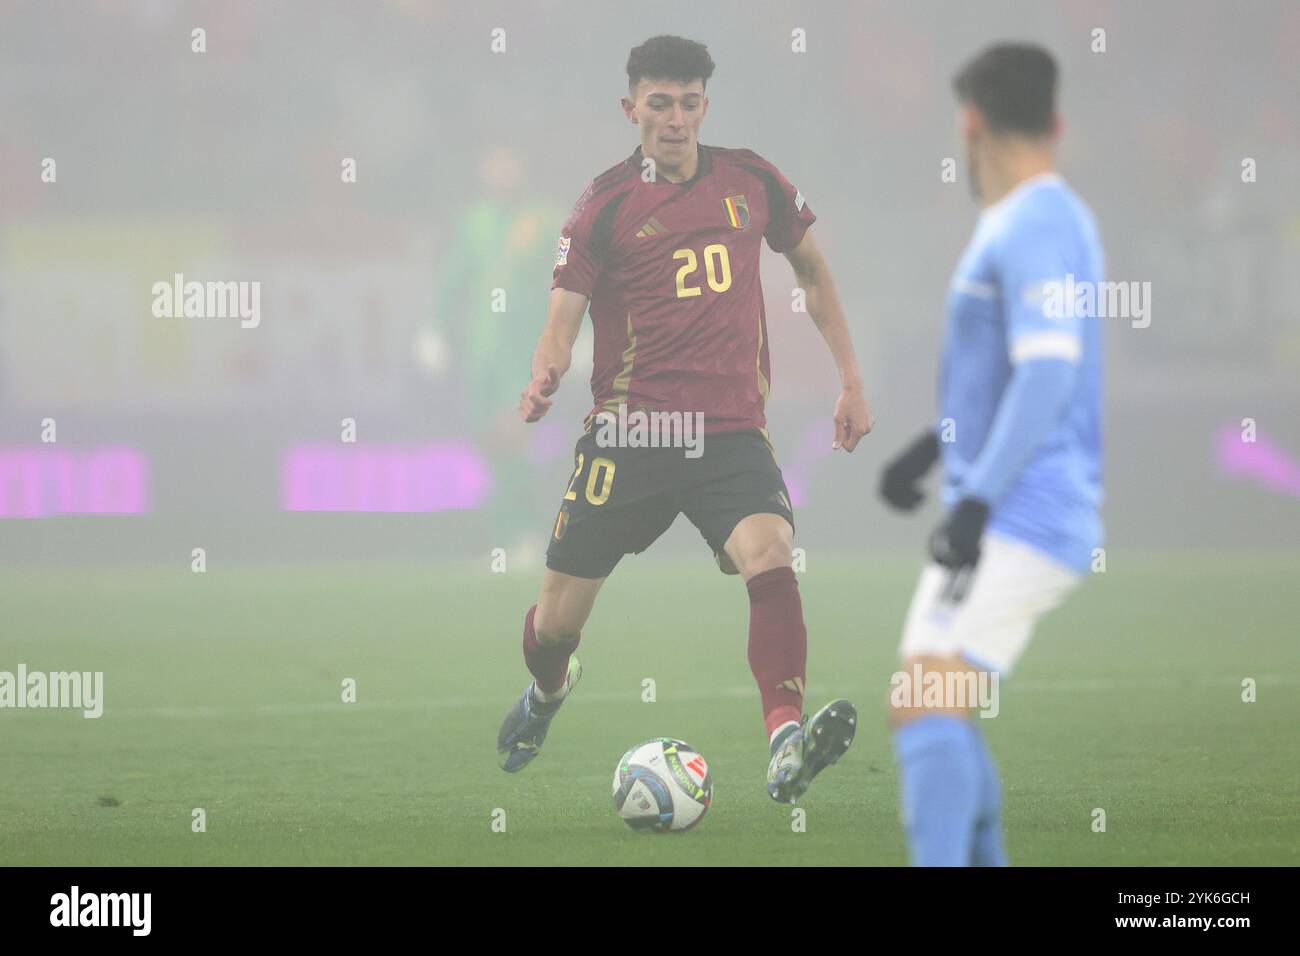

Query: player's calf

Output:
[887, 654, 1005, 866]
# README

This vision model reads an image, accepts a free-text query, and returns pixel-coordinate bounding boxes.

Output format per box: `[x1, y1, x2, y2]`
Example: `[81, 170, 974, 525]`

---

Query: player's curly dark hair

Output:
[953, 43, 1057, 135]
[626, 35, 715, 92]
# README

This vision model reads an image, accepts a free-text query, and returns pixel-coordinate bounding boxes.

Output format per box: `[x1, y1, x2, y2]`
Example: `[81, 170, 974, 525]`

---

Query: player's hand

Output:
[928, 497, 989, 572]
[831, 386, 874, 452]
[519, 365, 560, 423]
[879, 430, 941, 511]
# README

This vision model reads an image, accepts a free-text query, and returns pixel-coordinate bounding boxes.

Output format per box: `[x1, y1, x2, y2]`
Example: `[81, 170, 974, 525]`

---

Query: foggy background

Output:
[2, 0, 1297, 570]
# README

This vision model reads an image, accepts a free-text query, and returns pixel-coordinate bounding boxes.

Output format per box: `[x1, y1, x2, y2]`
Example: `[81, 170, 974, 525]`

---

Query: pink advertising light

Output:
[281, 443, 492, 512]
[1216, 424, 1300, 498]
[0, 446, 151, 518]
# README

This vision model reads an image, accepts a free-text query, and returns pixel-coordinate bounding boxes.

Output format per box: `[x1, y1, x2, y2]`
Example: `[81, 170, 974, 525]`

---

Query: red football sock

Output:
[746, 566, 807, 738]
[521, 604, 579, 694]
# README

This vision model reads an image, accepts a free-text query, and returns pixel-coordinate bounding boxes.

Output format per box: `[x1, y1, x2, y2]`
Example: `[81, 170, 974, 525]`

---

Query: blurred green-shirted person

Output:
[425, 148, 565, 557]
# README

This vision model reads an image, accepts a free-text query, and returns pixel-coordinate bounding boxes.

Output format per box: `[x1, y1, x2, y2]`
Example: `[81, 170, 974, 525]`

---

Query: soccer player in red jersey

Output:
[497, 35, 874, 804]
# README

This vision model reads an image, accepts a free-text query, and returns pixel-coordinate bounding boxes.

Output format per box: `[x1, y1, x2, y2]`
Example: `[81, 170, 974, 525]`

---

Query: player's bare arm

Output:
[520, 287, 589, 423]
[784, 231, 875, 451]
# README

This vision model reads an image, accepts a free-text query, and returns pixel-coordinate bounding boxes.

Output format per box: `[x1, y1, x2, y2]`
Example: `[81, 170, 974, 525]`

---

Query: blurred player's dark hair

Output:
[953, 43, 1057, 135]
[626, 35, 715, 92]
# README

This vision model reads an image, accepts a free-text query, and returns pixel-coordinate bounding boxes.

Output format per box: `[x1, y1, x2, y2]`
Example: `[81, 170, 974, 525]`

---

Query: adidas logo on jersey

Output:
[635, 217, 668, 238]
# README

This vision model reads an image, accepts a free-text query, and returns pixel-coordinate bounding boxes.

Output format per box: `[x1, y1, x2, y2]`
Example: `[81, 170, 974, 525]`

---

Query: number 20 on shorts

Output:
[565, 453, 616, 506]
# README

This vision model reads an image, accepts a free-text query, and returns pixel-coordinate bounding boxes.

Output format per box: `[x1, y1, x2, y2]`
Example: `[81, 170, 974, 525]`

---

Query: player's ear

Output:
[620, 96, 637, 124]
[959, 104, 981, 141]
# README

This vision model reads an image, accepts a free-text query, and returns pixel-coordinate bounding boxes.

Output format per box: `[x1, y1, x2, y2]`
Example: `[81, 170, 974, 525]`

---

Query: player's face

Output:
[623, 78, 708, 173]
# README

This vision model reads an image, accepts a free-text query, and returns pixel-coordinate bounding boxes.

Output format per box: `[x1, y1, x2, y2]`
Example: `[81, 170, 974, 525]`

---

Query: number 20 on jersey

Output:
[673, 244, 732, 298]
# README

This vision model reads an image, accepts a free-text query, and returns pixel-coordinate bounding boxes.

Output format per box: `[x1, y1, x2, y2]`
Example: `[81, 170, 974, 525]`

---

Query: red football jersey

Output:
[552, 144, 816, 433]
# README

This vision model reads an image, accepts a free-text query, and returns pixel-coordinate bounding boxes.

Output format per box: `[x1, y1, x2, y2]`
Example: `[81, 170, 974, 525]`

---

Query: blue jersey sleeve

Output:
[1000, 216, 1085, 366]
[959, 217, 1084, 506]
[959, 361, 1077, 505]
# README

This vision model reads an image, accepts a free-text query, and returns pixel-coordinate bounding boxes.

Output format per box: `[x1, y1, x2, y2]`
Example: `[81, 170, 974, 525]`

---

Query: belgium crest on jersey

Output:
[722, 194, 750, 229]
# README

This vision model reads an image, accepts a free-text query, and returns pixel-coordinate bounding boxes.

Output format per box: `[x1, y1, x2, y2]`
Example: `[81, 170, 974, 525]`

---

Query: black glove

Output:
[928, 497, 989, 571]
[879, 430, 940, 511]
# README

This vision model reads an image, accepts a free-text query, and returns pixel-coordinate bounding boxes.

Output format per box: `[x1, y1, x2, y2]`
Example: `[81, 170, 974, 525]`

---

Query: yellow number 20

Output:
[673, 244, 732, 299]
[564, 452, 616, 506]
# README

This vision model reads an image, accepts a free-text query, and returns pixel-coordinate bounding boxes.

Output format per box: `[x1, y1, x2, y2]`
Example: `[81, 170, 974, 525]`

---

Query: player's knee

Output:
[534, 619, 581, 646]
[534, 570, 601, 646]
[885, 654, 978, 729]
[724, 513, 794, 580]
[532, 605, 581, 646]
[736, 538, 793, 580]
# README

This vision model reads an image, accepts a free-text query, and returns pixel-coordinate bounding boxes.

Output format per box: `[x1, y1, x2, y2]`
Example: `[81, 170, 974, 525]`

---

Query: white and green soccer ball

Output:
[612, 737, 713, 833]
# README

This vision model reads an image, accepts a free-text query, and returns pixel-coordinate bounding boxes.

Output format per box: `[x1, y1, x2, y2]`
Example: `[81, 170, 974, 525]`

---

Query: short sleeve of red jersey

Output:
[752, 157, 817, 254]
[551, 182, 601, 297]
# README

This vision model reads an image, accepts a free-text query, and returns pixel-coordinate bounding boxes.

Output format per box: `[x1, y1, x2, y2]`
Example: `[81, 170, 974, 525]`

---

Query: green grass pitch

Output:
[2, 553, 1296, 866]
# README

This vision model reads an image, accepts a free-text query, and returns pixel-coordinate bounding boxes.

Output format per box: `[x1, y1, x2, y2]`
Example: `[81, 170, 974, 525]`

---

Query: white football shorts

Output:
[898, 531, 1084, 676]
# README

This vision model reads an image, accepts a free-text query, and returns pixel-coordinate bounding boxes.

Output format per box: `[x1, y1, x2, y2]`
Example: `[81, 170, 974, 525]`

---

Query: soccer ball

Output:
[612, 737, 713, 832]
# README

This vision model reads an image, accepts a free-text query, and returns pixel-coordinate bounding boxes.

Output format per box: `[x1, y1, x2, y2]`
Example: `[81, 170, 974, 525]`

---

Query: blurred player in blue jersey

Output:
[879, 44, 1104, 866]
